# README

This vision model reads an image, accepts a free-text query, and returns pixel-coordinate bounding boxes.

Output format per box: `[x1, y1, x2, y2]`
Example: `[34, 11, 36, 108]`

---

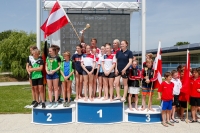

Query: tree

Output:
[174, 42, 190, 46]
[0, 30, 13, 42]
[0, 30, 36, 79]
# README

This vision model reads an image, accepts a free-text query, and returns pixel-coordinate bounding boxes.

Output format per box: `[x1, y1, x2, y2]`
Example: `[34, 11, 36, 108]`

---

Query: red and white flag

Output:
[181, 50, 190, 100]
[41, 0, 70, 38]
[153, 41, 162, 89]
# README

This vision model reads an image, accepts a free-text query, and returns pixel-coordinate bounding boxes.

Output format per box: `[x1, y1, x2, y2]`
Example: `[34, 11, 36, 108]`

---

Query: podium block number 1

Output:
[47, 113, 52, 121]
[97, 109, 102, 118]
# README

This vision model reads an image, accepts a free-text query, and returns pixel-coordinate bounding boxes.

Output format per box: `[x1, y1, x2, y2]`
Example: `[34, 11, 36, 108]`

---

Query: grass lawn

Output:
[0, 85, 32, 114]
[0, 85, 162, 114]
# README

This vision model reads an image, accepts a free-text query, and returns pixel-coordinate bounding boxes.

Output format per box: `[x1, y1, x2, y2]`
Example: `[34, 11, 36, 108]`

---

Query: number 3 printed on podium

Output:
[146, 114, 150, 122]
[97, 109, 102, 118]
[47, 113, 52, 121]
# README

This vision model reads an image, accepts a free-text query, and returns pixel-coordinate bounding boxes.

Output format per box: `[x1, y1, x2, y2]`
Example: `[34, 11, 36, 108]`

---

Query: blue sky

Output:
[0, 0, 199, 50]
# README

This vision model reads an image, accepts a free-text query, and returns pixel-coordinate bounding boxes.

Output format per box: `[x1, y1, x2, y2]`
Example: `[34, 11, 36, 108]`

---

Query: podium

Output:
[75, 98, 124, 124]
[32, 102, 76, 125]
[124, 105, 162, 124]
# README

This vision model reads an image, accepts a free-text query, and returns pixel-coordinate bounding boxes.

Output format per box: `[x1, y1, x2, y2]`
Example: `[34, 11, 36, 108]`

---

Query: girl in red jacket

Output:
[128, 60, 141, 111]
[189, 68, 200, 122]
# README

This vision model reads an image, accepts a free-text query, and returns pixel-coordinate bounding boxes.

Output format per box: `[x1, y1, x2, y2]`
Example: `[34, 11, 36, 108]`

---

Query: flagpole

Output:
[147, 41, 161, 112]
[185, 49, 189, 123]
[186, 102, 189, 123]
[57, 0, 81, 42]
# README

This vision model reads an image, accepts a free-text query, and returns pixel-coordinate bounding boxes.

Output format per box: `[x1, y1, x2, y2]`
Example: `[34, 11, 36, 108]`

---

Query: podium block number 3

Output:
[47, 113, 52, 121]
[146, 114, 150, 122]
[97, 109, 102, 118]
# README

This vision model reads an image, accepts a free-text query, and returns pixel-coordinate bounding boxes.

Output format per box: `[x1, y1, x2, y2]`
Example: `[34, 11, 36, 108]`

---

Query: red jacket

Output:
[190, 77, 200, 98]
[158, 81, 174, 101]
[179, 78, 189, 101]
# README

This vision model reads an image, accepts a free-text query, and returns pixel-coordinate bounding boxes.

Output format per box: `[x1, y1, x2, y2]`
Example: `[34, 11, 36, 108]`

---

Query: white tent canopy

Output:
[44, 1, 139, 12]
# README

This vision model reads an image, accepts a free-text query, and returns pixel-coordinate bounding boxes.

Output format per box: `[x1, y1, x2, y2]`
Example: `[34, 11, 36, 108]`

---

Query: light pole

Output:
[141, 0, 146, 68]
[36, 0, 41, 50]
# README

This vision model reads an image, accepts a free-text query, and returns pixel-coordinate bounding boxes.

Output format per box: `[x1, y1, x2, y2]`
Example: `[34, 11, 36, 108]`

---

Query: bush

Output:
[0, 30, 36, 79]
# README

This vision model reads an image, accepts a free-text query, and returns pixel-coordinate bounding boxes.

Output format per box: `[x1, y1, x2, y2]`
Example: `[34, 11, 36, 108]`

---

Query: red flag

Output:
[181, 50, 190, 100]
[41, 0, 70, 38]
[153, 41, 162, 89]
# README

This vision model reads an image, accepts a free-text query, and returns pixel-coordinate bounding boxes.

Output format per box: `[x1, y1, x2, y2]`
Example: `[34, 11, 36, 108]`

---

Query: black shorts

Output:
[82, 66, 93, 75]
[103, 72, 115, 78]
[116, 71, 129, 79]
[93, 69, 97, 75]
[32, 78, 43, 86]
[76, 70, 83, 75]
[172, 95, 180, 107]
[179, 101, 187, 108]
[98, 72, 104, 77]
[190, 97, 200, 106]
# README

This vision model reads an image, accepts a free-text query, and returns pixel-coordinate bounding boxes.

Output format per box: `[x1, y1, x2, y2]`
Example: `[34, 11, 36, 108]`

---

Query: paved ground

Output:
[0, 82, 200, 133]
[0, 114, 199, 133]
[0, 81, 29, 86]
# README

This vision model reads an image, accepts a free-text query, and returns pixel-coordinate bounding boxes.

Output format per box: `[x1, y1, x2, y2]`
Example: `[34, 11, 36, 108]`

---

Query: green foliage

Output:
[174, 41, 190, 46]
[0, 30, 36, 79]
[0, 30, 13, 41]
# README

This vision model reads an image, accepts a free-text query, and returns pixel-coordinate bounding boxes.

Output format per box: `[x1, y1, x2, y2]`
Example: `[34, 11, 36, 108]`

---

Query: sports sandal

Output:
[161, 122, 168, 127]
[189, 120, 197, 123]
[166, 121, 174, 126]
[171, 118, 179, 123]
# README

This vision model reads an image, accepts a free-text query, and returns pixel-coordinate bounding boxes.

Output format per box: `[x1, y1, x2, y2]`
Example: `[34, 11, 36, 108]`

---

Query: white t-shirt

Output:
[81, 53, 95, 67]
[171, 78, 182, 95]
[98, 54, 104, 73]
[101, 54, 116, 72]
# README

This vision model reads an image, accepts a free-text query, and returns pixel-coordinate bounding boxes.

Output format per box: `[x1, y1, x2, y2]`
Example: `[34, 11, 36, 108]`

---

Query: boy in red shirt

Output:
[157, 72, 174, 127]
[189, 68, 200, 122]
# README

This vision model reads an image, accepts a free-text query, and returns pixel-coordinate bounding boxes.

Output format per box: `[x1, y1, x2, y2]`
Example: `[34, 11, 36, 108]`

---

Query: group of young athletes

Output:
[158, 65, 200, 126]
[26, 36, 200, 126]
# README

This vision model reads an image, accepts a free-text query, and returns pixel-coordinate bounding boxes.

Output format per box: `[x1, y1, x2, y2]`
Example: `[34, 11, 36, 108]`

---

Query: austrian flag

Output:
[41, 1, 70, 37]
[153, 42, 162, 89]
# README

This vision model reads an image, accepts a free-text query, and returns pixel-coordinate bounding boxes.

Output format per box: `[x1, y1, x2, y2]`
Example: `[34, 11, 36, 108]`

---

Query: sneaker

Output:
[53, 102, 59, 108]
[42, 103, 46, 108]
[66, 102, 70, 107]
[33, 102, 39, 108]
[63, 102, 67, 107]
[48, 102, 53, 108]
[31, 101, 36, 105]
[58, 99, 62, 104]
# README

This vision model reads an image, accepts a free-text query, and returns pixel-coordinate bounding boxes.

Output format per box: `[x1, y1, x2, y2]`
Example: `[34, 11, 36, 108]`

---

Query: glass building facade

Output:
[162, 54, 200, 74]
[136, 54, 200, 76]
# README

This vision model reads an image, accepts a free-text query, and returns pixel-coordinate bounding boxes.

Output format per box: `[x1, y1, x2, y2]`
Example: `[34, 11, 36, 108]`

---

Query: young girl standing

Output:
[60, 51, 74, 107]
[102, 43, 116, 101]
[128, 60, 141, 111]
[141, 59, 157, 111]
[29, 49, 45, 108]
[97, 45, 106, 99]
[170, 70, 182, 123]
[189, 68, 200, 122]
[81, 45, 96, 101]
[72, 44, 83, 100]
[46, 46, 61, 108]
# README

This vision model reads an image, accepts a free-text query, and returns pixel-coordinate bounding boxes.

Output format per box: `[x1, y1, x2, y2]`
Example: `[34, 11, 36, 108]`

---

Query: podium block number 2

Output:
[47, 113, 52, 121]
[97, 109, 102, 118]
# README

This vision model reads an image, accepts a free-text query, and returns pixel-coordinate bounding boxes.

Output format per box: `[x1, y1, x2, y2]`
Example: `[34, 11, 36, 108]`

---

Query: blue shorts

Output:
[46, 72, 59, 80]
[161, 100, 173, 110]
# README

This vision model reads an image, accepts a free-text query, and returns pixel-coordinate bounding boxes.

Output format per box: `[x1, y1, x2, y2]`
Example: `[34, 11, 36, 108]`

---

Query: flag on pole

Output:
[180, 50, 190, 101]
[41, 0, 70, 38]
[153, 41, 162, 89]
